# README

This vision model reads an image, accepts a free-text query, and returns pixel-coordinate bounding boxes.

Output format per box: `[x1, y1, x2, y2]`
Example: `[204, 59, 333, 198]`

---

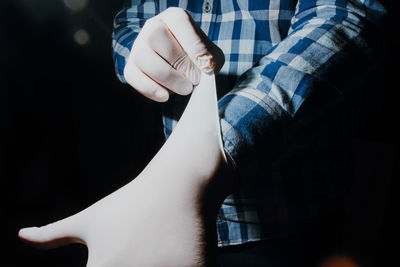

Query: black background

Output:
[1, 0, 398, 266]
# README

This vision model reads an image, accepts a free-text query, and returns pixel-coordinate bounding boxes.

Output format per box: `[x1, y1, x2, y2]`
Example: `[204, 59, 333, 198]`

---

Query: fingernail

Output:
[197, 53, 215, 73]
[156, 90, 169, 101]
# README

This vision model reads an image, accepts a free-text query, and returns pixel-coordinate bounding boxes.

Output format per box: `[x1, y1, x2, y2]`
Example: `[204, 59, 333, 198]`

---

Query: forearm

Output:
[218, 0, 386, 181]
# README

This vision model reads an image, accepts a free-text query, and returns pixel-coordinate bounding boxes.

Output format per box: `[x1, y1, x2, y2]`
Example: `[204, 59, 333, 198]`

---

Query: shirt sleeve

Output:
[217, 0, 386, 180]
[112, 0, 159, 83]
[112, 0, 386, 182]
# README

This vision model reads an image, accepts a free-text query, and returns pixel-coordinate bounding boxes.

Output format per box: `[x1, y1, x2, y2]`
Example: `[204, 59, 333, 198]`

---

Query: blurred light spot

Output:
[63, 0, 89, 13]
[320, 255, 360, 267]
[74, 29, 90, 46]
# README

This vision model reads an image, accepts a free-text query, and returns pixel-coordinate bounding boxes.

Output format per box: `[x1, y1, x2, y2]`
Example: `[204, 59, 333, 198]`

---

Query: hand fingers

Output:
[158, 8, 217, 73]
[124, 7, 225, 101]
[132, 44, 194, 96]
[124, 59, 171, 102]
[144, 18, 201, 85]
[186, 15, 226, 74]
[18, 214, 85, 249]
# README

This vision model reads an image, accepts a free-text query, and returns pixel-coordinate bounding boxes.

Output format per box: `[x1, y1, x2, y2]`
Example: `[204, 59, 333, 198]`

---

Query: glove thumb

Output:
[18, 215, 85, 249]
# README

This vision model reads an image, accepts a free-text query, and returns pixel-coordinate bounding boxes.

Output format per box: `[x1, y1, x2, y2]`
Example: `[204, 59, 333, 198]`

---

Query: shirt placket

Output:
[200, 0, 217, 40]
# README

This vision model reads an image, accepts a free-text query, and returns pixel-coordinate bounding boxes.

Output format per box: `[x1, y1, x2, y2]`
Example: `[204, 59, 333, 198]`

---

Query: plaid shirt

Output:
[112, 0, 385, 247]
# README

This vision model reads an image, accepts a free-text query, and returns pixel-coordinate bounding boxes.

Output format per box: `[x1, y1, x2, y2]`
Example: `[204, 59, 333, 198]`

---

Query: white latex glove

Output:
[19, 73, 233, 267]
[124, 7, 225, 102]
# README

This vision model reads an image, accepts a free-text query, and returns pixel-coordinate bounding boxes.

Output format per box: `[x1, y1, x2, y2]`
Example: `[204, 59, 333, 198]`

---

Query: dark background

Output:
[1, 0, 398, 266]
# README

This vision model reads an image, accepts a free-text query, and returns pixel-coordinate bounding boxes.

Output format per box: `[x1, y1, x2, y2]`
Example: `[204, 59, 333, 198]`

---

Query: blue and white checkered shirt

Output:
[112, 0, 385, 247]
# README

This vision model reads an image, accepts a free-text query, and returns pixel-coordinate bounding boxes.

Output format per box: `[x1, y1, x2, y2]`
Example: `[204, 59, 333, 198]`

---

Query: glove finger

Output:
[18, 214, 85, 249]
[145, 18, 201, 85]
[132, 45, 193, 96]
[124, 58, 171, 102]
[159, 8, 217, 73]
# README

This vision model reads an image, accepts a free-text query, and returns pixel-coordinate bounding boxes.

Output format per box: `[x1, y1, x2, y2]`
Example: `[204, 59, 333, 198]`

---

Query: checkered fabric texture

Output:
[112, 0, 386, 246]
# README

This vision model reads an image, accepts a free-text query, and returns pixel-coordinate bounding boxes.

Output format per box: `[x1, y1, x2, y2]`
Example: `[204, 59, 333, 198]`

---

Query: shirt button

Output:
[203, 2, 212, 13]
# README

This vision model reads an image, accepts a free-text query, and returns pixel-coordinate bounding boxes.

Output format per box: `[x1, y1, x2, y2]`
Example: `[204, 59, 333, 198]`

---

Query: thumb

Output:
[159, 8, 225, 74]
[18, 215, 85, 249]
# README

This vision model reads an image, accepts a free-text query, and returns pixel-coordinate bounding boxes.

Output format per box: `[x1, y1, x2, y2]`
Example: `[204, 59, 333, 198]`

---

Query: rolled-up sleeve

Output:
[218, 0, 386, 180]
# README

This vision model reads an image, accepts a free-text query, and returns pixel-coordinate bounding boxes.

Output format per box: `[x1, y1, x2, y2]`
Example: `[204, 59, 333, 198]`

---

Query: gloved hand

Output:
[124, 7, 225, 102]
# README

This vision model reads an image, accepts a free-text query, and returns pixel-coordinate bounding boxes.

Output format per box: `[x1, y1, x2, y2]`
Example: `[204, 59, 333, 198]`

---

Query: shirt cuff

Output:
[220, 117, 262, 184]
